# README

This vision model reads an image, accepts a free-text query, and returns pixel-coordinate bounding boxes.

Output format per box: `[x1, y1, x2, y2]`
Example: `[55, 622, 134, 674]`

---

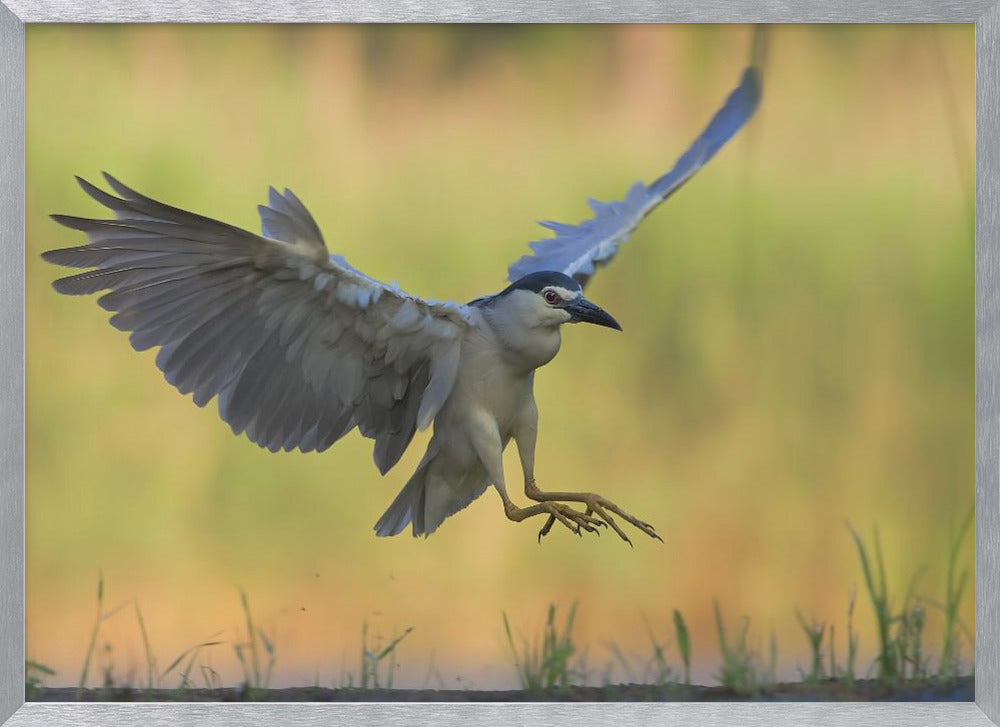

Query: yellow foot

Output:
[525, 481, 662, 546]
[503, 499, 606, 541]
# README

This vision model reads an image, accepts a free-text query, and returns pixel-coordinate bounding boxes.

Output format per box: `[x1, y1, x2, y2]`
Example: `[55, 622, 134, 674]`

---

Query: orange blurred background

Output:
[25, 24, 973, 690]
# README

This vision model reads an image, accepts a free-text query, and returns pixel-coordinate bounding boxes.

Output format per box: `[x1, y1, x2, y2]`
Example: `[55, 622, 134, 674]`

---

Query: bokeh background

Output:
[26, 24, 973, 690]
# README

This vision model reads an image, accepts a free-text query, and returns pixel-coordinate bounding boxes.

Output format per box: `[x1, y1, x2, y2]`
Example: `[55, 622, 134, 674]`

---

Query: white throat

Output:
[483, 289, 567, 371]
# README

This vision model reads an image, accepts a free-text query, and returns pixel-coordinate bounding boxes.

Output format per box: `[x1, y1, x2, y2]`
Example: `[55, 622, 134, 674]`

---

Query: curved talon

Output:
[592, 503, 632, 546]
[538, 514, 557, 542]
[536, 503, 604, 541]
[592, 496, 661, 542]
[545, 503, 580, 534]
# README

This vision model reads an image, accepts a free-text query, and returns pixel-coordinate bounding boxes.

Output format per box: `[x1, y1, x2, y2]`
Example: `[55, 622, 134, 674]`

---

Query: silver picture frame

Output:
[1, 2, 996, 725]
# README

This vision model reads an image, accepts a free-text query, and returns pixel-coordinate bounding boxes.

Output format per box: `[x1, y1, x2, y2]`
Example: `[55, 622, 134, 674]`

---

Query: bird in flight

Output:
[44, 63, 761, 545]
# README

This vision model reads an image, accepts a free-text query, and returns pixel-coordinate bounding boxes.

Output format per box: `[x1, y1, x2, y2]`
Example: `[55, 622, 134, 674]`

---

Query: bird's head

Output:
[495, 271, 622, 331]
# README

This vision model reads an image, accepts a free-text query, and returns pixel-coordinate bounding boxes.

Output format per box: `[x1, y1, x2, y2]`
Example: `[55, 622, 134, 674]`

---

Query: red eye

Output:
[543, 290, 560, 304]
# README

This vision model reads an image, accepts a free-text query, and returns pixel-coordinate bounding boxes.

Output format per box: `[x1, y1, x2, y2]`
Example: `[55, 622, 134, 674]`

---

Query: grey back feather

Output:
[45, 174, 473, 474]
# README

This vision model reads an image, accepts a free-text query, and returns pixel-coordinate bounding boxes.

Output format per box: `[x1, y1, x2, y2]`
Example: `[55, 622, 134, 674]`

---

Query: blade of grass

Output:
[673, 609, 691, 685]
[77, 572, 104, 698]
[160, 638, 223, 682]
[238, 587, 260, 689]
[258, 629, 276, 689]
[133, 601, 155, 691]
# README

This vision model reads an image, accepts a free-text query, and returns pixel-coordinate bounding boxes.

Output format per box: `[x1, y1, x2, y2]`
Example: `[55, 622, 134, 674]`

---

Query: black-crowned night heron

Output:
[44, 64, 761, 545]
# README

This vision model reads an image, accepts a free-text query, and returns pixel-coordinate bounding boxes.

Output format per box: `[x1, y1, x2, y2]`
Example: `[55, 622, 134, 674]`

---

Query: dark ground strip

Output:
[33, 676, 973, 702]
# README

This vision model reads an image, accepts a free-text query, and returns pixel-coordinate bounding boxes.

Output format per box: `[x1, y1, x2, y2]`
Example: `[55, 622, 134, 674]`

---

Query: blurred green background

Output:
[26, 24, 973, 689]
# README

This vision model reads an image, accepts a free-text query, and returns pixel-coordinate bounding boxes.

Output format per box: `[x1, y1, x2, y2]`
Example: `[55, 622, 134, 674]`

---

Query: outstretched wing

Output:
[45, 174, 473, 474]
[507, 65, 762, 288]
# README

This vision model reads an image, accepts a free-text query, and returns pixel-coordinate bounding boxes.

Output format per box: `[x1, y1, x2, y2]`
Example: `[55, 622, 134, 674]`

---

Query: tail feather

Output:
[374, 460, 429, 537]
[374, 451, 493, 538]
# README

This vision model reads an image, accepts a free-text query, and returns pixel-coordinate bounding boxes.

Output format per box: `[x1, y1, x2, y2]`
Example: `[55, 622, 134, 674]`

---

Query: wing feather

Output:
[507, 65, 762, 287]
[46, 175, 472, 472]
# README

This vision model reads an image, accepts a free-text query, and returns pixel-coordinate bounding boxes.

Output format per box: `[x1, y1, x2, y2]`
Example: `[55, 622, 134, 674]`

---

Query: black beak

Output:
[565, 297, 622, 331]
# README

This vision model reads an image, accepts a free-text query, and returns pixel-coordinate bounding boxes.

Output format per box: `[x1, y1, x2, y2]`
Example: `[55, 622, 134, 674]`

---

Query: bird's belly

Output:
[434, 367, 530, 447]
[473, 374, 531, 434]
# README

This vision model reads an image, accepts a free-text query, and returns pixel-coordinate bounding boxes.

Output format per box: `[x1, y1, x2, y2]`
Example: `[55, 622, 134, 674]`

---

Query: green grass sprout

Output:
[503, 602, 581, 693]
[360, 621, 414, 690]
[847, 523, 899, 683]
[712, 599, 763, 696]
[25, 661, 56, 700]
[795, 609, 826, 683]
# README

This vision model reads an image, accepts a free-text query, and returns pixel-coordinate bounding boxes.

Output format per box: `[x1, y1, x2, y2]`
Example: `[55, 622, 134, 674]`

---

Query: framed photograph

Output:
[2, 3, 998, 727]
